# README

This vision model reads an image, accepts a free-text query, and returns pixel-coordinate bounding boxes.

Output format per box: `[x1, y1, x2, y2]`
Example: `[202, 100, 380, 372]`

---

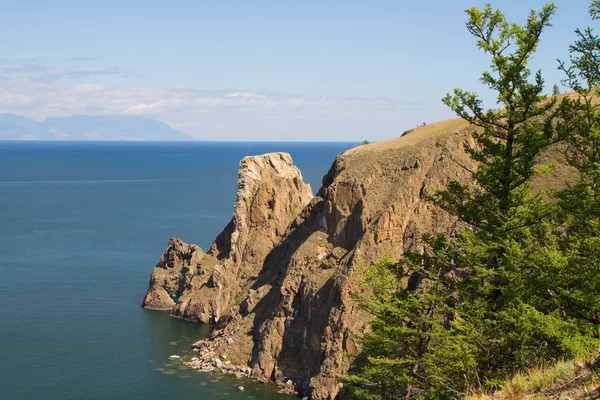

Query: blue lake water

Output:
[0, 141, 355, 400]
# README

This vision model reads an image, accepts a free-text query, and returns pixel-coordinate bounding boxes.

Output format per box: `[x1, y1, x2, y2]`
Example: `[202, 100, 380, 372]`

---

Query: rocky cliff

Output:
[142, 152, 313, 323]
[143, 120, 575, 398]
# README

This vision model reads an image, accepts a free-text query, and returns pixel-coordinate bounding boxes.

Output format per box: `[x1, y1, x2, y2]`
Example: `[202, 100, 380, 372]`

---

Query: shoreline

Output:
[183, 338, 299, 396]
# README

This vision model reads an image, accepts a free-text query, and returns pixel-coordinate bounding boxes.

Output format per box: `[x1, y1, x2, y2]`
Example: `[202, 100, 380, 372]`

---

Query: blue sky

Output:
[0, 0, 594, 141]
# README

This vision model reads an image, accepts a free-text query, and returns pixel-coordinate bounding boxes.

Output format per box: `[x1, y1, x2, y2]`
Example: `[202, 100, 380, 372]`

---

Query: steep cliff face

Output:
[147, 120, 571, 398]
[182, 120, 478, 398]
[142, 152, 313, 323]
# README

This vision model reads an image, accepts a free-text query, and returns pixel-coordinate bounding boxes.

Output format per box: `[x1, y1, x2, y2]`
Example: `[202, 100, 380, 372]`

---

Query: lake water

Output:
[0, 141, 355, 400]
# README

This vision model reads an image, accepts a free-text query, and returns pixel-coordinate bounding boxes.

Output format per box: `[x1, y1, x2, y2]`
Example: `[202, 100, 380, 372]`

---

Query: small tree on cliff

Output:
[552, 83, 561, 95]
[344, 238, 477, 399]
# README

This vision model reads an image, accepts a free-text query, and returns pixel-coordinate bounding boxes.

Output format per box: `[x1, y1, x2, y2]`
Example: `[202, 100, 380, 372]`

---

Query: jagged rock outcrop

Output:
[146, 121, 577, 399]
[142, 152, 313, 323]
[142, 238, 205, 310]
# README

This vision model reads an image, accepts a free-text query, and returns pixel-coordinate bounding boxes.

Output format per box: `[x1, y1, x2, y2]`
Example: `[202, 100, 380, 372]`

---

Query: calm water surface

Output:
[0, 141, 355, 400]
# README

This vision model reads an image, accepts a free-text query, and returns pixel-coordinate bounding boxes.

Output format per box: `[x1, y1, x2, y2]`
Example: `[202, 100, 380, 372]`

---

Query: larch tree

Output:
[345, 3, 597, 399]
[554, 0, 600, 334]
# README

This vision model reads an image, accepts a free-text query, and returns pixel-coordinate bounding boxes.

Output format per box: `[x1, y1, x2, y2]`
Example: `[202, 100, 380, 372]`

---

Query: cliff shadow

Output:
[208, 219, 235, 260]
[245, 198, 351, 397]
[331, 197, 367, 251]
[249, 198, 325, 291]
[279, 275, 342, 395]
[245, 199, 325, 365]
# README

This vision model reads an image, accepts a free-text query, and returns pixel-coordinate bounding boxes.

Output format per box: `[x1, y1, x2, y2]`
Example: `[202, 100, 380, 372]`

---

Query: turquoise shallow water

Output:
[0, 141, 354, 400]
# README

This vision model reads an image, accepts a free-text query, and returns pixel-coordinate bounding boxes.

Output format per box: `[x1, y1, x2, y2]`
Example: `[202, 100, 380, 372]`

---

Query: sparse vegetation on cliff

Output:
[346, 2, 600, 399]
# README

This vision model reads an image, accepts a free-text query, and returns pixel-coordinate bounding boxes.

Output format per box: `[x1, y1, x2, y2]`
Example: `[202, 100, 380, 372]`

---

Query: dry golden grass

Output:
[351, 89, 597, 158]
[466, 355, 600, 400]
[344, 91, 588, 194]
[347, 118, 469, 156]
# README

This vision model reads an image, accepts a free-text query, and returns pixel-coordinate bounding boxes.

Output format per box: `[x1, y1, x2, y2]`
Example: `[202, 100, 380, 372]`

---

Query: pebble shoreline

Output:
[182, 339, 299, 396]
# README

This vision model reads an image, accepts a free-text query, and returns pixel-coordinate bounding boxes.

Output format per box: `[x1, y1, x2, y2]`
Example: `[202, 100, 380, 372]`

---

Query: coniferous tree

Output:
[438, 4, 594, 385]
[552, 83, 561, 95]
[554, 0, 600, 332]
[345, 237, 477, 399]
[346, 4, 597, 399]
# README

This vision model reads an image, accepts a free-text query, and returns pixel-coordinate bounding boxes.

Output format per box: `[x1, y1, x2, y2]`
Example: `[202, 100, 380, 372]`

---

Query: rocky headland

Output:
[142, 152, 313, 323]
[142, 120, 575, 398]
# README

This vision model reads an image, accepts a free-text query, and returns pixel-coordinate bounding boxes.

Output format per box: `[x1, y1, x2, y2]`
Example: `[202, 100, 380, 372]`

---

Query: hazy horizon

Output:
[0, 0, 592, 141]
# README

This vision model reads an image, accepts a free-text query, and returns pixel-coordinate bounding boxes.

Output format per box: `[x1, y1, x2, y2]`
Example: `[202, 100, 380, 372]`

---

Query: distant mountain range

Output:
[0, 113, 194, 141]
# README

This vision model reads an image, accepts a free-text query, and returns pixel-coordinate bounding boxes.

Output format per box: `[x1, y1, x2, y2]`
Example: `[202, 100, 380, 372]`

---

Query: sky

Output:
[0, 0, 595, 141]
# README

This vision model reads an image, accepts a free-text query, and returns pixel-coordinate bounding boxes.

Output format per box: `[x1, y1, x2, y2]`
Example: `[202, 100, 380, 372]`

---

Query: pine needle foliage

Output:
[345, 3, 600, 399]
[345, 237, 478, 399]
[554, 0, 600, 333]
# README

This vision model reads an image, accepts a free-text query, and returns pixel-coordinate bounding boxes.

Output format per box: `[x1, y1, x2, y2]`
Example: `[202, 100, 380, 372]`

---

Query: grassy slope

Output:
[467, 355, 599, 400]
[354, 118, 469, 151]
